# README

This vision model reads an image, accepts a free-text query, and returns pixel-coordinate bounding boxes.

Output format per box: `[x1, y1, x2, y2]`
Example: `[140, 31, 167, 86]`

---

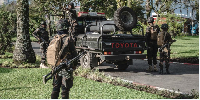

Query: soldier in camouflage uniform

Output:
[51, 19, 78, 99]
[66, 2, 78, 37]
[158, 24, 173, 74]
[32, 21, 49, 68]
[146, 17, 160, 71]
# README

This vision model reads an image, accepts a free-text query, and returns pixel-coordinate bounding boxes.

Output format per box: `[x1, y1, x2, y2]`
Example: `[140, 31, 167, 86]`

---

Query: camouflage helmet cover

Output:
[147, 17, 154, 23]
[56, 19, 69, 31]
[161, 24, 168, 29]
[40, 21, 46, 25]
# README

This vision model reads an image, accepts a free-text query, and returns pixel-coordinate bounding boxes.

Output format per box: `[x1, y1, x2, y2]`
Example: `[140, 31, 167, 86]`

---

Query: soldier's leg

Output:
[159, 51, 164, 74]
[153, 45, 158, 71]
[165, 50, 170, 74]
[147, 48, 153, 71]
[40, 42, 46, 63]
[43, 43, 49, 62]
[51, 75, 62, 99]
[40, 42, 48, 68]
[61, 78, 73, 99]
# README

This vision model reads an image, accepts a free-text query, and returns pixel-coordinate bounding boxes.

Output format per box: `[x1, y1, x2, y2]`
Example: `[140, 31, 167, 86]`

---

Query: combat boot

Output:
[153, 64, 158, 72]
[61, 90, 69, 99]
[51, 91, 59, 99]
[40, 63, 48, 68]
[146, 65, 153, 71]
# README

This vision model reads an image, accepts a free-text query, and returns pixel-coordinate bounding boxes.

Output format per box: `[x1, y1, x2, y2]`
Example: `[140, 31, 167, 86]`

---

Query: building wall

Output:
[0, 0, 10, 5]
[0, 0, 5, 5]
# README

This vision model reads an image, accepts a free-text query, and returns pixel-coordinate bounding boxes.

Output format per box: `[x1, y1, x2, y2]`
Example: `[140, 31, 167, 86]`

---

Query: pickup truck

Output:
[75, 7, 146, 70]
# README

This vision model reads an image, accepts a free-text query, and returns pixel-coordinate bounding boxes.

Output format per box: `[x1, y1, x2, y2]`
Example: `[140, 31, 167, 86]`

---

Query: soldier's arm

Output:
[156, 25, 160, 33]
[145, 27, 151, 46]
[166, 32, 173, 43]
[59, 37, 78, 66]
[68, 37, 78, 58]
[32, 28, 40, 41]
[68, 37, 78, 68]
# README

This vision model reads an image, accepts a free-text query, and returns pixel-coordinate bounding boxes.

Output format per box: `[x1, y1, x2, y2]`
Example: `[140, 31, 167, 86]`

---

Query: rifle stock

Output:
[43, 51, 86, 84]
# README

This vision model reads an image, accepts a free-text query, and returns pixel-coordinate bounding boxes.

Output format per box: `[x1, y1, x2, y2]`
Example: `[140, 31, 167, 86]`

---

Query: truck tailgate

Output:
[102, 34, 146, 54]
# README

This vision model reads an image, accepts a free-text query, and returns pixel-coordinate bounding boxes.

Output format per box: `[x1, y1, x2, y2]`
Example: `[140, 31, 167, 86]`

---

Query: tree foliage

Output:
[0, 5, 17, 55]
[161, 13, 186, 36]
[79, 0, 117, 18]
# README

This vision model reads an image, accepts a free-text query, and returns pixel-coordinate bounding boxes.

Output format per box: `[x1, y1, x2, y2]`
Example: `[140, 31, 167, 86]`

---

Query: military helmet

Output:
[147, 17, 154, 23]
[56, 19, 69, 31]
[161, 24, 168, 29]
[40, 21, 46, 25]
[69, 2, 75, 9]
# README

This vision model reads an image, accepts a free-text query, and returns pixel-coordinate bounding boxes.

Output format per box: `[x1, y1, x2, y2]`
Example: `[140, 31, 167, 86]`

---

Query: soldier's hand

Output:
[172, 40, 176, 42]
[38, 39, 42, 43]
[159, 48, 162, 52]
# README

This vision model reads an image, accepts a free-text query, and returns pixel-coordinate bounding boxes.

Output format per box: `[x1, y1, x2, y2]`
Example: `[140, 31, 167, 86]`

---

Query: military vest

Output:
[39, 28, 49, 41]
[157, 31, 166, 47]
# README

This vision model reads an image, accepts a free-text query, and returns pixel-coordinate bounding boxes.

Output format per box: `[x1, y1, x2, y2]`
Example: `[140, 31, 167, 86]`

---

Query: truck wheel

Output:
[117, 64, 129, 70]
[114, 6, 137, 31]
[80, 52, 94, 69]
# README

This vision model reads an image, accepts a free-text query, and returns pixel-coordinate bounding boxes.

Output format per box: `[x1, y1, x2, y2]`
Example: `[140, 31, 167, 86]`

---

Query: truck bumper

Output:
[99, 54, 146, 60]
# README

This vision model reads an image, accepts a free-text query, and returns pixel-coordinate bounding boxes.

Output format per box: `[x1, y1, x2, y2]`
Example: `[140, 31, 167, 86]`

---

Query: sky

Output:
[144, 0, 197, 20]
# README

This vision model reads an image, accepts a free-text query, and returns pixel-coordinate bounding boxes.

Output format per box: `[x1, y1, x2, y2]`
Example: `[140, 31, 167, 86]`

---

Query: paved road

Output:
[97, 60, 199, 94]
[32, 42, 199, 94]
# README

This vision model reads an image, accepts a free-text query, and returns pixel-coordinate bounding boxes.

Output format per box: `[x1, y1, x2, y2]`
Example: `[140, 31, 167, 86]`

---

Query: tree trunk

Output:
[13, 0, 36, 64]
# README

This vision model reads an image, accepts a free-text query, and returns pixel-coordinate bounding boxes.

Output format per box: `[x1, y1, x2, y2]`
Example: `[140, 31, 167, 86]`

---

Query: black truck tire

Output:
[114, 6, 137, 31]
[80, 52, 94, 69]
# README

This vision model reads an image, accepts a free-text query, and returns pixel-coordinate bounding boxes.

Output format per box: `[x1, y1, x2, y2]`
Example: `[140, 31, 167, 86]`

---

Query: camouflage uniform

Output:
[51, 19, 78, 99]
[146, 17, 160, 71]
[67, 2, 78, 37]
[159, 24, 173, 74]
[32, 21, 49, 65]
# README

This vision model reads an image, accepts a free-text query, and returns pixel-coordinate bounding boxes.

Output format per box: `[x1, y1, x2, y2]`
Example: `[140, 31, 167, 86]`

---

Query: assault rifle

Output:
[159, 40, 176, 51]
[40, 37, 48, 44]
[43, 51, 86, 84]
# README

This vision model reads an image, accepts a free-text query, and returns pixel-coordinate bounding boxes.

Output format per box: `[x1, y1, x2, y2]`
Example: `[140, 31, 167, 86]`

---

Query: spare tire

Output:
[114, 6, 137, 31]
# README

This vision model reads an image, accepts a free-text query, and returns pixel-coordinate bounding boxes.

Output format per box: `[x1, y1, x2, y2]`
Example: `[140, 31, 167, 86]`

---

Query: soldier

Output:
[51, 19, 78, 99]
[158, 24, 174, 74]
[66, 2, 78, 37]
[32, 21, 49, 68]
[146, 17, 160, 71]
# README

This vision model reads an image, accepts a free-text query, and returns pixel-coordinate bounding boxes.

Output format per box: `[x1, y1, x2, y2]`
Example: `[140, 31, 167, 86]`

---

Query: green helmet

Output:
[147, 17, 154, 23]
[161, 24, 168, 29]
[56, 19, 69, 31]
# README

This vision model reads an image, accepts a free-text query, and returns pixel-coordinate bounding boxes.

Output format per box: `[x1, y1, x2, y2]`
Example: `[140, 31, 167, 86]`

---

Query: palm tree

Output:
[13, 0, 36, 64]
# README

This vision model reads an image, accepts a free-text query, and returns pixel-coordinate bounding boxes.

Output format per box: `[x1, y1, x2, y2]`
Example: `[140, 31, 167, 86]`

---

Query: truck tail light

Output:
[104, 52, 113, 55]
[134, 51, 142, 54]
[107, 52, 111, 55]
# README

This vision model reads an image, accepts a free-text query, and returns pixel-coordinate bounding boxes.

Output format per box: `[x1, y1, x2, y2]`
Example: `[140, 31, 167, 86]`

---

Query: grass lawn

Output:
[12, 35, 198, 58]
[170, 36, 199, 58]
[0, 68, 166, 99]
[144, 36, 199, 58]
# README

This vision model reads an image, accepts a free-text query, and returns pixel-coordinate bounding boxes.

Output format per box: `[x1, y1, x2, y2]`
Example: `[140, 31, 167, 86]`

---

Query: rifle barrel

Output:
[43, 51, 86, 84]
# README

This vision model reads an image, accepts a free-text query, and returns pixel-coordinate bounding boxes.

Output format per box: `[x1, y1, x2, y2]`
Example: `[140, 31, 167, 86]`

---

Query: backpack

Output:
[157, 31, 166, 47]
[150, 26, 158, 40]
[46, 34, 69, 66]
